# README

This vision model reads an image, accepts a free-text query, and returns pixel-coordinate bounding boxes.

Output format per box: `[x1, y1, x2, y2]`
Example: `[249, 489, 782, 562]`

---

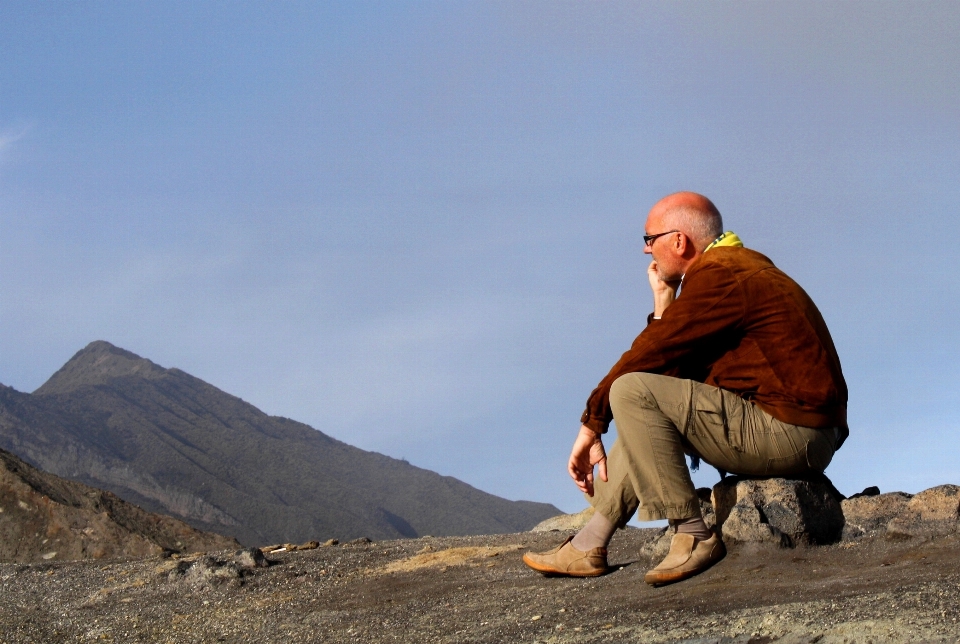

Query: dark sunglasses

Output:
[643, 230, 679, 247]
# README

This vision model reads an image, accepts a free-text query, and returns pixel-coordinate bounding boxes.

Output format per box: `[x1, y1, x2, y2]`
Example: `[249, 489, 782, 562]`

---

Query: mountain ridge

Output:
[0, 445, 239, 562]
[0, 341, 559, 546]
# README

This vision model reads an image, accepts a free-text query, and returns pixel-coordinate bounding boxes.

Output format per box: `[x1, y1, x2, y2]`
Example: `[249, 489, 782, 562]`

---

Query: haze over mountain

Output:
[0, 342, 559, 546]
[0, 446, 238, 563]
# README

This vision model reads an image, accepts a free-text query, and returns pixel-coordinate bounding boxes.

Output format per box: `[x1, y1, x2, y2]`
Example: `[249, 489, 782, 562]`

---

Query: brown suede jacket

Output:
[580, 246, 848, 445]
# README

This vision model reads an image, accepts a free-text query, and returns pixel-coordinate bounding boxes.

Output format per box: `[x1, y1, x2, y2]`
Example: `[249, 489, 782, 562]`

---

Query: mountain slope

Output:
[0, 341, 559, 545]
[0, 446, 239, 562]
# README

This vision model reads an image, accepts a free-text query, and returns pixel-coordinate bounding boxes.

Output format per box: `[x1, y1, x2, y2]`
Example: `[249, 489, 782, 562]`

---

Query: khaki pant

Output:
[591, 372, 839, 525]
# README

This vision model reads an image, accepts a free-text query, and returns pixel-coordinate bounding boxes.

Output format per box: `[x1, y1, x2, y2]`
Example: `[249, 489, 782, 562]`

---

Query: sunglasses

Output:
[643, 230, 680, 247]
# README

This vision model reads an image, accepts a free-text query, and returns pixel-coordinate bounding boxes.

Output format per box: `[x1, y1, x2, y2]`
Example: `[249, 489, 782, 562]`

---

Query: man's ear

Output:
[676, 232, 697, 259]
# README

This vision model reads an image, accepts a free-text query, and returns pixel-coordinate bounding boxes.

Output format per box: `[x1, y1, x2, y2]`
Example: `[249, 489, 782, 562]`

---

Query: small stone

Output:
[847, 485, 881, 500]
[233, 548, 268, 568]
[346, 537, 372, 545]
[298, 540, 320, 550]
[531, 615, 542, 621]
[323, 539, 339, 547]
[182, 556, 241, 586]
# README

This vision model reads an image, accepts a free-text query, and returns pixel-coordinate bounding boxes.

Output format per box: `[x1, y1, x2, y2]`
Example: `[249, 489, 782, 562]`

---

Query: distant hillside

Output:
[0, 341, 559, 545]
[0, 446, 238, 563]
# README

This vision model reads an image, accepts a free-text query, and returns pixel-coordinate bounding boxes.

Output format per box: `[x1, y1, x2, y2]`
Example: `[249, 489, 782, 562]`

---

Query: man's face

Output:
[643, 213, 684, 282]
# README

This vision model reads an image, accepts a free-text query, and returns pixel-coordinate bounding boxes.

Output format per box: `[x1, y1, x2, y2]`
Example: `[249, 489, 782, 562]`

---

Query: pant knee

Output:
[610, 372, 657, 414]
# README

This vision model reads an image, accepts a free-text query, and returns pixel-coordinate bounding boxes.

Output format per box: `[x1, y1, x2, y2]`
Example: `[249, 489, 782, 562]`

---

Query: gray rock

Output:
[696, 487, 716, 530]
[841, 492, 912, 540]
[234, 547, 268, 568]
[721, 501, 792, 547]
[165, 556, 243, 586]
[712, 477, 844, 547]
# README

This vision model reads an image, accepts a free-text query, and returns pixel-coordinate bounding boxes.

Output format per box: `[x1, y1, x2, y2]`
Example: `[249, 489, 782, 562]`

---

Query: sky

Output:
[2, 1, 959, 517]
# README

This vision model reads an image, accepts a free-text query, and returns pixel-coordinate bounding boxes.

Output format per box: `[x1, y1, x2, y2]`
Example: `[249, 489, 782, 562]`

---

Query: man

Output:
[523, 192, 848, 586]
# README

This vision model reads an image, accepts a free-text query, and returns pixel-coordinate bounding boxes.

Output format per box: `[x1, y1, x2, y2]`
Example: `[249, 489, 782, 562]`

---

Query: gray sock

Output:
[672, 516, 713, 541]
[571, 510, 616, 551]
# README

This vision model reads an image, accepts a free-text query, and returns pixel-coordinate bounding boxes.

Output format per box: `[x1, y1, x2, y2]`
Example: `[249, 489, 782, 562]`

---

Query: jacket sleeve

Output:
[580, 260, 746, 433]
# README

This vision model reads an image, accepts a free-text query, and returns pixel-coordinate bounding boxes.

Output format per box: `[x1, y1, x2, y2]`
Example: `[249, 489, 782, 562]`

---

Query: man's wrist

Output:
[653, 293, 675, 317]
[579, 424, 600, 439]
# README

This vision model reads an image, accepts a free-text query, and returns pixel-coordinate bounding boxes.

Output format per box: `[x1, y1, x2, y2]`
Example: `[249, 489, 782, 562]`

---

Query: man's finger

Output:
[598, 457, 608, 483]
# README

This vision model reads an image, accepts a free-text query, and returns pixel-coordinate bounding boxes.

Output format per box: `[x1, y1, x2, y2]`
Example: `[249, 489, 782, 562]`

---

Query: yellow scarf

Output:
[703, 231, 744, 253]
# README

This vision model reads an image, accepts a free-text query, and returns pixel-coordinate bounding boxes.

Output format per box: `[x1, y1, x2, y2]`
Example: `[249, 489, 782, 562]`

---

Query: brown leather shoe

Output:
[522, 536, 608, 577]
[644, 532, 726, 586]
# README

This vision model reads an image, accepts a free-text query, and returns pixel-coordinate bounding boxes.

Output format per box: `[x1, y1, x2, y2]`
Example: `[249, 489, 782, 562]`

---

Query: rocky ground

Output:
[3, 525, 960, 644]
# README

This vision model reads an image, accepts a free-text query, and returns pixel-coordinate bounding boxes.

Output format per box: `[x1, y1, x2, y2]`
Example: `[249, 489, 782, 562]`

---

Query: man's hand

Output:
[568, 425, 607, 496]
[647, 261, 682, 318]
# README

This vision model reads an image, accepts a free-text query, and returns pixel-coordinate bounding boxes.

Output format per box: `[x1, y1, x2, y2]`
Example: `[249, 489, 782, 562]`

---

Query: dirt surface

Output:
[3, 527, 960, 643]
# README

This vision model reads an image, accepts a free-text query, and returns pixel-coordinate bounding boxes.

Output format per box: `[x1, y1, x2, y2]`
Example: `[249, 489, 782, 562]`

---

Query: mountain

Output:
[0, 446, 239, 563]
[0, 341, 559, 545]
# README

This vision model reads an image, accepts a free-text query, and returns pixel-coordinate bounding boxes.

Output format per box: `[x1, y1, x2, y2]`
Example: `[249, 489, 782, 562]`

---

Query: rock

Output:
[907, 484, 960, 522]
[322, 539, 339, 547]
[885, 485, 960, 539]
[841, 492, 912, 540]
[721, 502, 792, 547]
[234, 548, 268, 568]
[638, 527, 672, 560]
[696, 487, 716, 530]
[712, 477, 844, 547]
[298, 540, 320, 550]
[167, 555, 242, 586]
[346, 537, 372, 545]
[182, 556, 242, 586]
[847, 485, 881, 500]
[531, 507, 595, 532]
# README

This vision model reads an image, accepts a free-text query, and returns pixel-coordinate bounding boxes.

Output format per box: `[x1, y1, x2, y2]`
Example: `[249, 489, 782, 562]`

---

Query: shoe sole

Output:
[522, 553, 608, 577]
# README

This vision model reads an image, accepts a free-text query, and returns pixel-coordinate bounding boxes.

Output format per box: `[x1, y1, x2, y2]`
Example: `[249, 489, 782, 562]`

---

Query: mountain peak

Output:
[33, 341, 168, 396]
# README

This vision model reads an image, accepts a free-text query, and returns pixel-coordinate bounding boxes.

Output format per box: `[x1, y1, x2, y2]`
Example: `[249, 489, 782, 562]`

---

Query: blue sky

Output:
[2, 2, 959, 516]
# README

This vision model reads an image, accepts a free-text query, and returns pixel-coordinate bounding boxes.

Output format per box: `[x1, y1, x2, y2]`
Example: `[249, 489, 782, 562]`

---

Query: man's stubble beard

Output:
[655, 261, 683, 284]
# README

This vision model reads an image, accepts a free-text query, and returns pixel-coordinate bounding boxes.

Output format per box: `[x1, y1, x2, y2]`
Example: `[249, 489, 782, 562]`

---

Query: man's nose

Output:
[643, 244, 652, 255]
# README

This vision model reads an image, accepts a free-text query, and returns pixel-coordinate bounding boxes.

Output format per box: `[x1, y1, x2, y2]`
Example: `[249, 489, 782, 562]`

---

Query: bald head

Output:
[648, 192, 723, 251]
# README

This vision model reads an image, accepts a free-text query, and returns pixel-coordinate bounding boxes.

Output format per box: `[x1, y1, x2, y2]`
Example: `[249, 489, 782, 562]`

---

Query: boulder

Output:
[712, 477, 844, 547]
[886, 484, 960, 539]
[530, 507, 595, 532]
[907, 484, 960, 522]
[841, 492, 912, 540]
